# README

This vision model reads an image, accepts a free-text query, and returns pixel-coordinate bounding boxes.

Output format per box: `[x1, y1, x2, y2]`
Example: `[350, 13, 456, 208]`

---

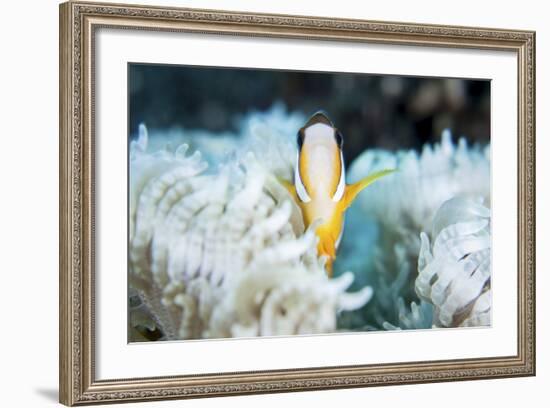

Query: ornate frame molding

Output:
[59, 1, 535, 405]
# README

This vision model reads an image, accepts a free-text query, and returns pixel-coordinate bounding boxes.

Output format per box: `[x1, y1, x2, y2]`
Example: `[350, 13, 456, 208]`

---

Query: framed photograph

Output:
[59, 1, 536, 405]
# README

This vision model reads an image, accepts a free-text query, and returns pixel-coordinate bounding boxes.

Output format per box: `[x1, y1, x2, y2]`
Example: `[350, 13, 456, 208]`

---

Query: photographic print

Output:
[128, 63, 491, 342]
[60, 4, 535, 404]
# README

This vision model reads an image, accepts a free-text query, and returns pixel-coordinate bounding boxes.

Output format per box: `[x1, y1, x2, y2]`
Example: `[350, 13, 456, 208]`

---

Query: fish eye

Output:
[335, 130, 343, 147]
[297, 130, 304, 149]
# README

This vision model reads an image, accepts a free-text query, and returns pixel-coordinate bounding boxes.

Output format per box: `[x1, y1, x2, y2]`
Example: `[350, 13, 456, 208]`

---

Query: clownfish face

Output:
[285, 111, 395, 276]
[295, 111, 346, 204]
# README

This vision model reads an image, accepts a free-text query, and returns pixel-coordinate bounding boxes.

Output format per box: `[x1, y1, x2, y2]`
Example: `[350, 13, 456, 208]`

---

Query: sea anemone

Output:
[128, 108, 491, 339]
[416, 197, 491, 327]
[128, 124, 372, 341]
[338, 130, 490, 330]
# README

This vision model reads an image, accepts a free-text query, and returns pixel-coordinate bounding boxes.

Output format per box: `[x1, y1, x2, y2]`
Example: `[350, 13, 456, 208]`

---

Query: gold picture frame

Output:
[59, 1, 536, 405]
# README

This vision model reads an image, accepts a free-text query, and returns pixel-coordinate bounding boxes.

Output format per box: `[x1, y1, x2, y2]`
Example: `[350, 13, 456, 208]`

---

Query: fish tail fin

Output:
[316, 228, 337, 277]
[325, 259, 334, 277]
[341, 169, 396, 210]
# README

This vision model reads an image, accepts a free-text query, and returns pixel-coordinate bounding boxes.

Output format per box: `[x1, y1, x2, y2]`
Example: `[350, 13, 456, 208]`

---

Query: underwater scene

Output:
[128, 64, 491, 342]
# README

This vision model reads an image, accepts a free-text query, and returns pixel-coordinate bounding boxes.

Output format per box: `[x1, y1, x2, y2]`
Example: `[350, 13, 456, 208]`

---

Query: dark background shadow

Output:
[129, 63, 490, 164]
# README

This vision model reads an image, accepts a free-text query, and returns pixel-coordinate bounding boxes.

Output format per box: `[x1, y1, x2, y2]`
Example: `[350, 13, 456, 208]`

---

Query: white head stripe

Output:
[332, 150, 346, 202]
[295, 152, 311, 203]
[304, 122, 334, 139]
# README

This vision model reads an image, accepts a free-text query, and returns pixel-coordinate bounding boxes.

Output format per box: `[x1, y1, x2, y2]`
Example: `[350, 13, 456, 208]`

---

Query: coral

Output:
[128, 124, 372, 341]
[416, 197, 491, 327]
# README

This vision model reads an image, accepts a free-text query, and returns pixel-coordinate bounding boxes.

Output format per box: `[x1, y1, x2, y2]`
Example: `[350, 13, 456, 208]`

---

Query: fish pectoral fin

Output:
[341, 169, 396, 210]
[277, 177, 297, 201]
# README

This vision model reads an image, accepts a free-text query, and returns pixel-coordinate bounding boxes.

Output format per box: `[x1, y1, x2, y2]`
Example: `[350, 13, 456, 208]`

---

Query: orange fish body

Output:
[283, 112, 394, 276]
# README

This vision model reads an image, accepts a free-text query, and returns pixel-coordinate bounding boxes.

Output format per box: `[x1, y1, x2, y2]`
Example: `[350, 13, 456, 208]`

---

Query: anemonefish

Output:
[281, 111, 394, 277]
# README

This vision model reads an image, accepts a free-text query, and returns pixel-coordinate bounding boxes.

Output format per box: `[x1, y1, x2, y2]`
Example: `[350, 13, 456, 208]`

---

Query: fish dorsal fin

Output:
[304, 111, 334, 128]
